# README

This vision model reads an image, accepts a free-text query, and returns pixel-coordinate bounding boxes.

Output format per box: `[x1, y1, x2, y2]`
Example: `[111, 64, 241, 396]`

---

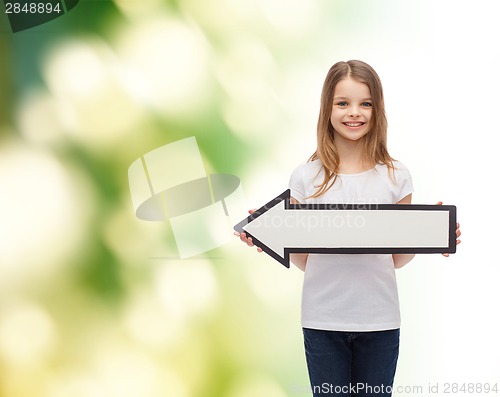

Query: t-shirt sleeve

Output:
[288, 164, 307, 203]
[395, 162, 414, 201]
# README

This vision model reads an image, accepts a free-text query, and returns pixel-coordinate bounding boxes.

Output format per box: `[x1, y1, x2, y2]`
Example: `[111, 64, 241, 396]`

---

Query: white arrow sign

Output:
[234, 190, 457, 267]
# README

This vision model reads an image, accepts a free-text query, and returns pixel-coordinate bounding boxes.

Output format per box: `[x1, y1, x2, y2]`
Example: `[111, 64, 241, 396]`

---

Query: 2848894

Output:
[443, 383, 499, 394]
[5, 2, 62, 14]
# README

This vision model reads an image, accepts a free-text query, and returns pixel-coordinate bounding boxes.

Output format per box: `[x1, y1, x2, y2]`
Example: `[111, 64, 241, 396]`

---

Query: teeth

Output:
[345, 122, 363, 127]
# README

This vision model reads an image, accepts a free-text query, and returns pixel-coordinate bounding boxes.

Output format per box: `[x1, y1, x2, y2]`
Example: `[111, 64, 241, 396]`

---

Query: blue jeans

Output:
[303, 328, 400, 397]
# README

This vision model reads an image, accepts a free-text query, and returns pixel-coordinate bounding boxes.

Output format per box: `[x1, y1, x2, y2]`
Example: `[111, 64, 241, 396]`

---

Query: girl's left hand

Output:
[436, 201, 461, 257]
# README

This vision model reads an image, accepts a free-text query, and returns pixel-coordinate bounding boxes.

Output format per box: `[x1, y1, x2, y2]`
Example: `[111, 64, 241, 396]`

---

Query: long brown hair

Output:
[309, 60, 394, 198]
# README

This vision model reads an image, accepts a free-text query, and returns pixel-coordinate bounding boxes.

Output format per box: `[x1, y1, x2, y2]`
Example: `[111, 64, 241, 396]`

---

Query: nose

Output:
[349, 106, 360, 117]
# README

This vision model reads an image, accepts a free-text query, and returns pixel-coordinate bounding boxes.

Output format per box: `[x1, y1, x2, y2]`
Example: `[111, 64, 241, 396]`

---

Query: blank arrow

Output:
[234, 190, 456, 267]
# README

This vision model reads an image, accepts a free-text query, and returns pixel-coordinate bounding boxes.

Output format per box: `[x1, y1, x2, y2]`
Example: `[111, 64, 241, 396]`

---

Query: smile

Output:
[343, 122, 365, 127]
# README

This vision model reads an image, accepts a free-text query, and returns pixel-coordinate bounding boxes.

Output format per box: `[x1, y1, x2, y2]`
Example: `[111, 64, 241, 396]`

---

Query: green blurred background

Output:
[1, 1, 498, 396]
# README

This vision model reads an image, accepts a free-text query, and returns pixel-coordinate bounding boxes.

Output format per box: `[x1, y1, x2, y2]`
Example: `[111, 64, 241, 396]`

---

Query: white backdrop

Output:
[243, 0, 499, 394]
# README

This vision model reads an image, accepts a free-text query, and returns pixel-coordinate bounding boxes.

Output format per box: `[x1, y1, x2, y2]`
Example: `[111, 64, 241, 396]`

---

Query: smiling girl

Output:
[237, 60, 460, 396]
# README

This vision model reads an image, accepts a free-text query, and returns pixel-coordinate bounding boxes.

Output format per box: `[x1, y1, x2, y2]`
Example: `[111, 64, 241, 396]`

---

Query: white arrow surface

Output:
[234, 190, 456, 267]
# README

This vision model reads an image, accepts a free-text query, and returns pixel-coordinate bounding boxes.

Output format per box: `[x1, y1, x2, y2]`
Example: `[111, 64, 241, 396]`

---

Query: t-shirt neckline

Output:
[337, 166, 377, 177]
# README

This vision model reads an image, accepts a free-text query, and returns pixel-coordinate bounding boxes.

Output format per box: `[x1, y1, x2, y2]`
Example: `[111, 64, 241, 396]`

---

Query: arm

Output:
[392, 193, 415, 269]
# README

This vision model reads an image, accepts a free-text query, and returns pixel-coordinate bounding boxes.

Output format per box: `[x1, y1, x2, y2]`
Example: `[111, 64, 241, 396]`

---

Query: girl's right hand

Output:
[233, 209, 263, 253]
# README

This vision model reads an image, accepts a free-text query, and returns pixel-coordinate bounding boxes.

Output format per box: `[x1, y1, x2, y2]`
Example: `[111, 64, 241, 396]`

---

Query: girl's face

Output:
[330, 77, 372, 142]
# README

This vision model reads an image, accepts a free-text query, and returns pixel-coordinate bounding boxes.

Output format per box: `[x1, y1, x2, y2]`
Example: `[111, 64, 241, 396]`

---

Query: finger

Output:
[436, 201, 443, 205]
[233, 231, 240, 237]
[247, 237, 254, 247]
[248, 208, 257, 214]
[442, 253, 449, 257]
[257, 247, 263, 253]
[457, 239, 461, 245]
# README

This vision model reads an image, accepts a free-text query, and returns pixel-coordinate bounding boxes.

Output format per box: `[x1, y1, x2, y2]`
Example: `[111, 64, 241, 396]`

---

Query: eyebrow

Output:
[334, 96, 373, 101]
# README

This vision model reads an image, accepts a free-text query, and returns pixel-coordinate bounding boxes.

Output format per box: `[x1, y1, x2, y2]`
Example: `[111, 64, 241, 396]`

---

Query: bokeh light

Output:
[115, 15, 211, 117]
[0, 143, 92, 291]
[42, 37, 146, 147]
[0, 300, 57, 366]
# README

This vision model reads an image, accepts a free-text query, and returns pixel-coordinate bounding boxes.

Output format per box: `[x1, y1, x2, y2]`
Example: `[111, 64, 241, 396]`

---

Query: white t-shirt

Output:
[289, 159, 414, 332]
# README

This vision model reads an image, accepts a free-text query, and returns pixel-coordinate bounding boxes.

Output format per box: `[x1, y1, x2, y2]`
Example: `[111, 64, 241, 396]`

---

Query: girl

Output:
[236, 60, 460, 397]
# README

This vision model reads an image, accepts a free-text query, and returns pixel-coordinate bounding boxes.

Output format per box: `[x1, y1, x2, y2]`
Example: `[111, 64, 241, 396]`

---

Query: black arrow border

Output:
[234, 189, 457, 268]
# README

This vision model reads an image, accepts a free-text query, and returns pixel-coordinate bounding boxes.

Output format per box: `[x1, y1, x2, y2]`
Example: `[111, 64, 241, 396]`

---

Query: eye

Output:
[361, 102, 372, 107]
[337, 101, 348, 107]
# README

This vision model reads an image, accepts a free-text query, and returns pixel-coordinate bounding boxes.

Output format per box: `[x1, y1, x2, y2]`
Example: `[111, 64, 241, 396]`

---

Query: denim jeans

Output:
[303, 328, 400, 397]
